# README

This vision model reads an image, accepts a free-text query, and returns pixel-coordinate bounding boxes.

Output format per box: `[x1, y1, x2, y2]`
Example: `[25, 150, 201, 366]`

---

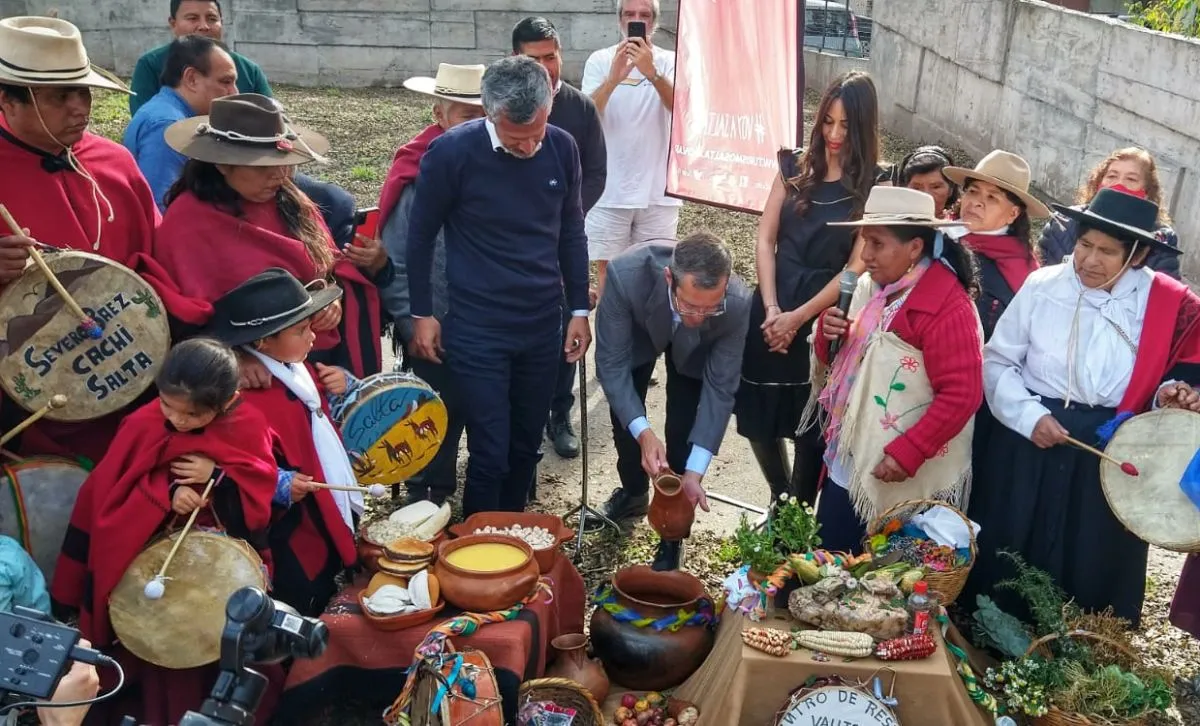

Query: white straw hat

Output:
[402, 63, 484, 105]
[0, 16, 129, 94]
[828, 187, 960, 228]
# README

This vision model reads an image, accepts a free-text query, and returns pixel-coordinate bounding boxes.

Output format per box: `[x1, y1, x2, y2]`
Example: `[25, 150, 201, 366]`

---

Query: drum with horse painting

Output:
[0, 457, 87, 583]
[1101, 408, 1200, 553]
[0, 249, 169, 422]
[334, 371, 447, 485]
[109, 529, 267, 669]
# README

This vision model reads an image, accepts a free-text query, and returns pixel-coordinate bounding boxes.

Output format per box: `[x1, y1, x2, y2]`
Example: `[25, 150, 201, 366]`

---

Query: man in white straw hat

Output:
[376, 62, 485, 506]
[0, 16, 167, 461]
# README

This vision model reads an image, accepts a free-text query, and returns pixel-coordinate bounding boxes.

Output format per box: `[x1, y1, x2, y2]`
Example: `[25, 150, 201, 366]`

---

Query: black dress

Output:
[735, 151, 859, 441]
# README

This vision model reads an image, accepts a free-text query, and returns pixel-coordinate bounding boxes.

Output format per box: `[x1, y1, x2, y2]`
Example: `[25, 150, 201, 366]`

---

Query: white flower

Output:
[779, 493, 790, 502]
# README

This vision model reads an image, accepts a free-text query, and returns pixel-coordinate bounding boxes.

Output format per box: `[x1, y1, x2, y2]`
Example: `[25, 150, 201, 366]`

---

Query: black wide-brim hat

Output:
[1052, 187, 1179, 256]
[206, 267, 343, 347]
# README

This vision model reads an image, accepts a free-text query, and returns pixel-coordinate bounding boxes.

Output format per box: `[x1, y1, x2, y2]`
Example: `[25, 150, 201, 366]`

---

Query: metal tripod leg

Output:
[562, 354, 619, 562]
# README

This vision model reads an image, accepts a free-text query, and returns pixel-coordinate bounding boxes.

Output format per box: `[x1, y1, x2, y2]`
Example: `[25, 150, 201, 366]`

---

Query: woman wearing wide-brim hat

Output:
[152, 93, 391, 380]
[802, 186, 984, 552]
[969, 187, 1200, 626]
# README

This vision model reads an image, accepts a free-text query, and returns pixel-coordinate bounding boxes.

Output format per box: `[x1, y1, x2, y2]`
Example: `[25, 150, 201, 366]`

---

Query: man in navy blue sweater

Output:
[407, 56, 592, 517]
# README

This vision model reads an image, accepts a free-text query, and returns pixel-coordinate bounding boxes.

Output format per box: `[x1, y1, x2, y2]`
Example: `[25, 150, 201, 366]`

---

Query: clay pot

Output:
[546, 632, 610, 704]
[447, 511, 575, 574]
[589, 566, 717, 691]
[432, 533, 540, 612]
[647, 473, 694, 541]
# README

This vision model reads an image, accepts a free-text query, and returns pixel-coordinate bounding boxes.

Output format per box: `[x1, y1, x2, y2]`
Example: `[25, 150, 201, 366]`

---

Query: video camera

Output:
[0, 587, 326, 726]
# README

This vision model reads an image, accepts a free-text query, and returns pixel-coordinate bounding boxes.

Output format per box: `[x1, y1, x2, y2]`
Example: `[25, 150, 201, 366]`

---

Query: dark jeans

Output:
[445, 314, 561, 517]
[551, 301, 577, 417]
[404, 355, 466, 505]
[612, 350, 702, 497]
[815, 477, 867, 554]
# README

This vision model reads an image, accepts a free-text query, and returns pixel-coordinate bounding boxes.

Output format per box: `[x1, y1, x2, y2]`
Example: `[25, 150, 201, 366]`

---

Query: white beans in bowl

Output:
[473, 524, 556, 550]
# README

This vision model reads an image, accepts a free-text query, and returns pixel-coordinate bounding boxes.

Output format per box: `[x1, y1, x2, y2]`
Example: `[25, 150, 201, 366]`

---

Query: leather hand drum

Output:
[333, 371, 447, 485]
[1101, 408, 1200, 552]
[0, 250, 169, 422]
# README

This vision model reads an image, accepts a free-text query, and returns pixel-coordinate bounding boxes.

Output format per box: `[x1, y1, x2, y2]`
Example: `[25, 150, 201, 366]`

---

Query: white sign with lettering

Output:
[776, 685, 900, 726]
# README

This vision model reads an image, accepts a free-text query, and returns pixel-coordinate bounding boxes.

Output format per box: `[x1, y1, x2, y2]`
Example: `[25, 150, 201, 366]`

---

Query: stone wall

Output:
[871, 0, 1200, 276]
[9, 0, 679, 86]
[804, 48, 869, 99]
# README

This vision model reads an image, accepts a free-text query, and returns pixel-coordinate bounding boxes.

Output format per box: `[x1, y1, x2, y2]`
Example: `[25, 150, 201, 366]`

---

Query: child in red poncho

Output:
[207, 268, 362, 617]
[50, 338, 280, 726]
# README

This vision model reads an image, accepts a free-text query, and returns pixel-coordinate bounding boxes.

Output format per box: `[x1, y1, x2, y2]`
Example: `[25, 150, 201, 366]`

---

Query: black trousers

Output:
[612, 350, 703, 497]
[404, 355, 466, 505]
[445, 314, 560, 517]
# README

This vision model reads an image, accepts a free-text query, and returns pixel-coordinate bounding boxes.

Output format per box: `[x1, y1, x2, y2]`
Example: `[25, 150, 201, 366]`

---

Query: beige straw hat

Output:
[402, 64, 485, 105]
[828, 187, 961, 228]
[943, 150, 1051, 218]
[0, 16, 129, 94]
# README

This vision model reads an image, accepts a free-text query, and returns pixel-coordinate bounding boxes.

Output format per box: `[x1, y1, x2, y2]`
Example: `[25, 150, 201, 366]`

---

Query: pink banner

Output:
[667, 0, 801, 213]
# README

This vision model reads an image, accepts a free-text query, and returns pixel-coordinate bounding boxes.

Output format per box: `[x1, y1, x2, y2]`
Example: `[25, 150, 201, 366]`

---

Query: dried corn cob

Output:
[742, 627, 792, 657]
[794, 630, 874, 657]
[875, 634, 936, 660]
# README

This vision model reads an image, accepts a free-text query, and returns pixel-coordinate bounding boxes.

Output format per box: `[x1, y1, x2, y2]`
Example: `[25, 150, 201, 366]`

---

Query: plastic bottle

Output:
[907, 580, 933, 635]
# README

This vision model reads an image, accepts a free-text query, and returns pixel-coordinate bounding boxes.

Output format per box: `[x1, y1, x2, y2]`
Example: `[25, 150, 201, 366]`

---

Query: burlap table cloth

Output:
[276, 554, 586, 724]
[660, 612, 990, 725]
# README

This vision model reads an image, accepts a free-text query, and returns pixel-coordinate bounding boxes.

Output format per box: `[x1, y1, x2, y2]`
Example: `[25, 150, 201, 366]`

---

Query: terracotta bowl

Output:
[357, 571, 445, 632]
[447, 511, 575, 574]
[433, 533, 540, 612]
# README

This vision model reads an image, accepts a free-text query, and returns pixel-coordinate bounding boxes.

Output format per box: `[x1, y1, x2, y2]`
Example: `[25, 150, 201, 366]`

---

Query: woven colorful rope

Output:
[382, 577, 555, 725]
[590, 584, 719, 633]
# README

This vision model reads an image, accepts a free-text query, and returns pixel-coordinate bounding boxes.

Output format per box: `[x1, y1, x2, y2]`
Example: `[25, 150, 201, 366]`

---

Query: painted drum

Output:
[334, 371, 447, 485]
[0, 457, 87, 583]
[775, 685, 899, 726]
[110, 530, 267, 669]
[0, 250, 169, 422]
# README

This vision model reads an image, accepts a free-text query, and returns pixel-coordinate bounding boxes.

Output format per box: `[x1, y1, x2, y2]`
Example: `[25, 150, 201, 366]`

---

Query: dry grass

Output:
[89, 84, 1196, 725]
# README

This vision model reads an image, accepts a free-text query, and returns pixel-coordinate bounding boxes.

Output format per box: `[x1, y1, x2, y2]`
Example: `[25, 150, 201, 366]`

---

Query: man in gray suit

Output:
[590, 232, 752, 570]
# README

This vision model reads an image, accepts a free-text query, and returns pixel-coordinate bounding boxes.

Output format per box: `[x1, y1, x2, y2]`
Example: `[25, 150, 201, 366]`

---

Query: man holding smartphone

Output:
[581, 0, 681, 299]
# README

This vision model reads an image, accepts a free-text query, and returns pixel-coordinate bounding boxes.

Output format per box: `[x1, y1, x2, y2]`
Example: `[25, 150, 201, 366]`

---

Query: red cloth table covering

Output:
[277, 553, 585, 724]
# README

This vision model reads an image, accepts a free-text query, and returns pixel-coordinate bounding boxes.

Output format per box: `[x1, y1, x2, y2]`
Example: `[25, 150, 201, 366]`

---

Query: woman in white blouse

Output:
[968, 188, 1200, 625]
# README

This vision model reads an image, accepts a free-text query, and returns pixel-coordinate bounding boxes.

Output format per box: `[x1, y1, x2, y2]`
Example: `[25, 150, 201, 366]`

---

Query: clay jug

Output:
[546, 632, 610, 704]
[647, 472, 694, 540]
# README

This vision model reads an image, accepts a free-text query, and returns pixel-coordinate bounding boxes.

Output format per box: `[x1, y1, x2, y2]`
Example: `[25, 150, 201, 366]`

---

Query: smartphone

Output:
[627, 21, 646, 40]
[352, 206, 380, 246]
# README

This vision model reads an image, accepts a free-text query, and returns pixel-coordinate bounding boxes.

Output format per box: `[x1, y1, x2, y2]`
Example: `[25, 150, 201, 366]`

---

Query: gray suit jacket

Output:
[595, 242, 751, 455]
[379, 184, 448, 344]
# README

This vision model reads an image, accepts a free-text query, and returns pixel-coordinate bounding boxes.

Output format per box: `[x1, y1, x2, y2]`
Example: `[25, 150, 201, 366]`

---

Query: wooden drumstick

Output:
[309, 481, 387, 498]
[1063, 435, 1140, 476]
[0, 205, 103, 339]
[143, 474, 220, 600]
[0, 395, 68, 449]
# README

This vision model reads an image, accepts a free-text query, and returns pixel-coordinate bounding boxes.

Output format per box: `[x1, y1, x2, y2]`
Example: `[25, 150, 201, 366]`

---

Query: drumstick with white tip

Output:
[309, 482, 388, 498]
[0, 205, 103, 340]
[143, 474, 220, 600]
[0, 395, 68, 449]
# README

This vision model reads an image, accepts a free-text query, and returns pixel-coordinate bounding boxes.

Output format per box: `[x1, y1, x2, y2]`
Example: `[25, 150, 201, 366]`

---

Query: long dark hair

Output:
[786, 71, 879, 218]
[891, 225, 980, 298]
[165, 160, 334, 273]
[156, 338, 240, 412]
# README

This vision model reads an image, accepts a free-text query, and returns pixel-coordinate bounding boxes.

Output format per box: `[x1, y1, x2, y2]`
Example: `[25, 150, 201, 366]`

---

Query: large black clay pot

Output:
[588, 565, 718, 691]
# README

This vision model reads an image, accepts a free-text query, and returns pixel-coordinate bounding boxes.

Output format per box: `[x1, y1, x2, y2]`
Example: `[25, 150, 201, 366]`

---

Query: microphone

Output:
[829, 270, 860, 358]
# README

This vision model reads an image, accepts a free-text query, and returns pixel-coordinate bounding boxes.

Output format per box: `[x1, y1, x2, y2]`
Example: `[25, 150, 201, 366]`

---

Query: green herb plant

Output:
[770, 493, 823, 555]
[734, 515, 785, 575]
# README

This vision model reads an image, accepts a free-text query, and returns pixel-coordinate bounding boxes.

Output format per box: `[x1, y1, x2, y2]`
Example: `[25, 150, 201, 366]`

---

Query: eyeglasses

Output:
[671, 288, 726, 318]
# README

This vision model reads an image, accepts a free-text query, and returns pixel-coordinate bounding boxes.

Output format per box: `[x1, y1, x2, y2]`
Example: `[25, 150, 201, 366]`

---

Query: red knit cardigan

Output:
[813, 262, 984, 477]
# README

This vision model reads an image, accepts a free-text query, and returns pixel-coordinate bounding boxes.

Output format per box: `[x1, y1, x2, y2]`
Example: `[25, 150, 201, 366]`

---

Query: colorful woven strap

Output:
[590, 584, 718, 632]
[382, 577, 554, 725]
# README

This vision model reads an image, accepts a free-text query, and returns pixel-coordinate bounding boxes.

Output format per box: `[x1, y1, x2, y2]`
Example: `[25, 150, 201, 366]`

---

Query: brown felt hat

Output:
[164, 93, 330, 167]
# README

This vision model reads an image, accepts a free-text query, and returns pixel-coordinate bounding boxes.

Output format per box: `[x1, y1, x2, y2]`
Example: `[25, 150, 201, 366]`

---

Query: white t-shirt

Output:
[582, 43, 682, 209]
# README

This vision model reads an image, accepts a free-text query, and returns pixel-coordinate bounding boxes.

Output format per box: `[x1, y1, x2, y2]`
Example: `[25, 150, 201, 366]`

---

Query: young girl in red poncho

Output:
[207, 268, 362, 617]
[49, 338, 280, 726]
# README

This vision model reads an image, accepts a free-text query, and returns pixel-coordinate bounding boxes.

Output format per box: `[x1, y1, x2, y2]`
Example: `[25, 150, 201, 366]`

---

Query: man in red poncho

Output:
[376, 63, 484, 506]
[0, 16, 206, 463]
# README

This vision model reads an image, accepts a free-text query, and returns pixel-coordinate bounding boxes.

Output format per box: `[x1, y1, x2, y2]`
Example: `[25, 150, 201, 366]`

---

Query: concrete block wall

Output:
[16, 0, 680, 86]
[871, 0, 1200, 277]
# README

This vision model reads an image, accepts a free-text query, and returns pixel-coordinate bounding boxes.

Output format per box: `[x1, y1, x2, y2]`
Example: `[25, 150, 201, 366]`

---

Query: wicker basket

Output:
[1025, 630, 1147, 726]
[865, 498, 976, 605]
[519, 677, 604, 726]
